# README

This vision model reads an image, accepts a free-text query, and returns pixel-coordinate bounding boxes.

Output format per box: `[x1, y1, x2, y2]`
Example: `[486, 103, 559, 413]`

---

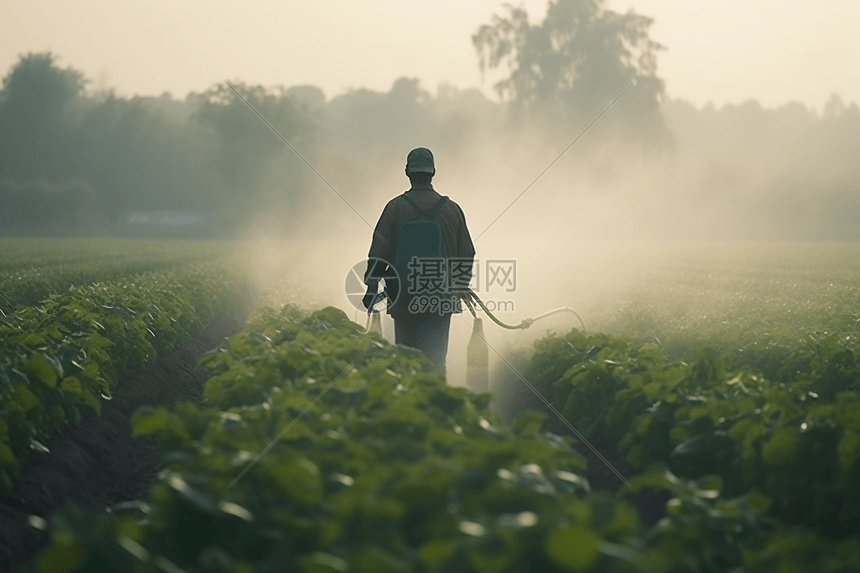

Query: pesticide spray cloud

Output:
[231, 72, 859, 389]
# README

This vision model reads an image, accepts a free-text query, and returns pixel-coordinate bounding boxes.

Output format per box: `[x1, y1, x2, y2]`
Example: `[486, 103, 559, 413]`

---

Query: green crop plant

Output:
[0, 262, 238, 491]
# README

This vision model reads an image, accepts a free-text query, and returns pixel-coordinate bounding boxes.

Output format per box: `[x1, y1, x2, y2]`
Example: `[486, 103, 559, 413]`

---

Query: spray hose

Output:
[457, 288, 587, 334]
[361, 288, 586, 393]
[362, 289, 587, 335]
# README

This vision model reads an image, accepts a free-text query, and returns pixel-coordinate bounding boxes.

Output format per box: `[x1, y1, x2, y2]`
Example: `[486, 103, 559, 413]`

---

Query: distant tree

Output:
[73, 92, 208, 218]
[285, 85, 326, 115]
[0, 179, 95, 235]
[193, 81, 314, 228]
[473, 0, 667, 144]
[0, 52, 86, 180]
[326, 77, 432, 154]
[315, 77, 435, 206]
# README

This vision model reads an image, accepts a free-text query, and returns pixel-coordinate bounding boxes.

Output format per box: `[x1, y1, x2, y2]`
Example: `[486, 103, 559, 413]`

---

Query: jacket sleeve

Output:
[365, 200, 398, 285]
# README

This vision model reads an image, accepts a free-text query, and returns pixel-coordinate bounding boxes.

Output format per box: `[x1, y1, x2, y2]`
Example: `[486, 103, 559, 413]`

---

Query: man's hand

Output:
[363, 281, 380, 310]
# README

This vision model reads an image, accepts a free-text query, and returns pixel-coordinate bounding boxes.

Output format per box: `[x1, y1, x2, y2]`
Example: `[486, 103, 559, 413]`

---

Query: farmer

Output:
[363, 147, 475, 375]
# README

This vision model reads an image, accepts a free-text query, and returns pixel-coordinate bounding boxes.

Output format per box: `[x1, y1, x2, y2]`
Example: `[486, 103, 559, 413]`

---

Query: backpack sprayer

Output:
[363, 288, 586, 392]
[359, 187, 587, 392]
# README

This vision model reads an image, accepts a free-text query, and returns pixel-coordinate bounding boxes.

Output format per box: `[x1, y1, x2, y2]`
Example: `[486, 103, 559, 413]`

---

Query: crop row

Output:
[584, 244, 860, 385]
[0, 239, 232, 271]
[30, 306, 860, 572]
[0, 239, 232, 314]
[519, 326, 860, 544]
[0, 261, 239, 491]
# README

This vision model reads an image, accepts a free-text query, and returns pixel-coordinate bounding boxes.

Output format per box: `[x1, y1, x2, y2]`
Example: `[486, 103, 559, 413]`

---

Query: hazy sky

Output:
[2, 0, 858, 111]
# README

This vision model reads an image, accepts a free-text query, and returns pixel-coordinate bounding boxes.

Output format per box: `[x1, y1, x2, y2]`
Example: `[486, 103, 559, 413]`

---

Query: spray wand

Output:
[457, 288, 587, 333]
[456, 288, 586, 392]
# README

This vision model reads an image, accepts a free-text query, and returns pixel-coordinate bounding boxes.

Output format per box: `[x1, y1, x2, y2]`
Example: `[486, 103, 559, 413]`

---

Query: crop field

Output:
[0, 239, 251, 487]
[2, 239, 859, 572]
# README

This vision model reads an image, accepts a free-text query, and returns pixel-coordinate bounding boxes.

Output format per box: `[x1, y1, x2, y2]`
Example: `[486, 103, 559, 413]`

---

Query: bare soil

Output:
[0, 311, 243, 572]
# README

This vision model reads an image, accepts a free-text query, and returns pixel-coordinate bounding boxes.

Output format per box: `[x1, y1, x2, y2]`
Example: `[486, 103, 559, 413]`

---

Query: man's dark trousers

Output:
[394, 312, 452, 375]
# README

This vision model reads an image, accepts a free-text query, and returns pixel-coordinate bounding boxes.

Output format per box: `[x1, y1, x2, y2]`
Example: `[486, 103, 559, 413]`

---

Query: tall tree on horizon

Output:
[0, 52, 86, 181]
[473, 0, 668, 145]
[193, 81, 315, 229]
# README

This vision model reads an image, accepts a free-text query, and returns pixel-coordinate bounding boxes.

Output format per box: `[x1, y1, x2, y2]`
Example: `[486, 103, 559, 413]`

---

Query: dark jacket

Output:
[365, 182, 475, 316]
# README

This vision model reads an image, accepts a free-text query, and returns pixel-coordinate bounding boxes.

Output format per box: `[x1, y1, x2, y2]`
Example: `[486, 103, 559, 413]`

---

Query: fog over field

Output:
[2, 1, 859, 386]
[9, 6, 860, 571]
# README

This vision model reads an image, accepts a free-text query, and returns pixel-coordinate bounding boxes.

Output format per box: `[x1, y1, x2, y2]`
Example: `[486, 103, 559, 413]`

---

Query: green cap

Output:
[406, 147, 435, 174]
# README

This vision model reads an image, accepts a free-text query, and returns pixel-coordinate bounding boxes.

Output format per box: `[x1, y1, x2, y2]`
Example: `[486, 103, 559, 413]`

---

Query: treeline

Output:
[664, 96, 860, 240]
[0, 53, 312, 237]
[0, 53, 508, 238]
[1, 0, 858, 240]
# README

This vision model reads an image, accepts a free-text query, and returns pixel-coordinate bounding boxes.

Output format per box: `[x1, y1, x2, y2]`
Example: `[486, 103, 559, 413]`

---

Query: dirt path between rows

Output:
[0, 311, 243, 572]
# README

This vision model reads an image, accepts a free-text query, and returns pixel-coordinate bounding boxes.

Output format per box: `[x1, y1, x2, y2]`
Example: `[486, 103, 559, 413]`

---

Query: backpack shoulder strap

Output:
[400, 194, 431, 218]
[428, 196, 448, 219]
